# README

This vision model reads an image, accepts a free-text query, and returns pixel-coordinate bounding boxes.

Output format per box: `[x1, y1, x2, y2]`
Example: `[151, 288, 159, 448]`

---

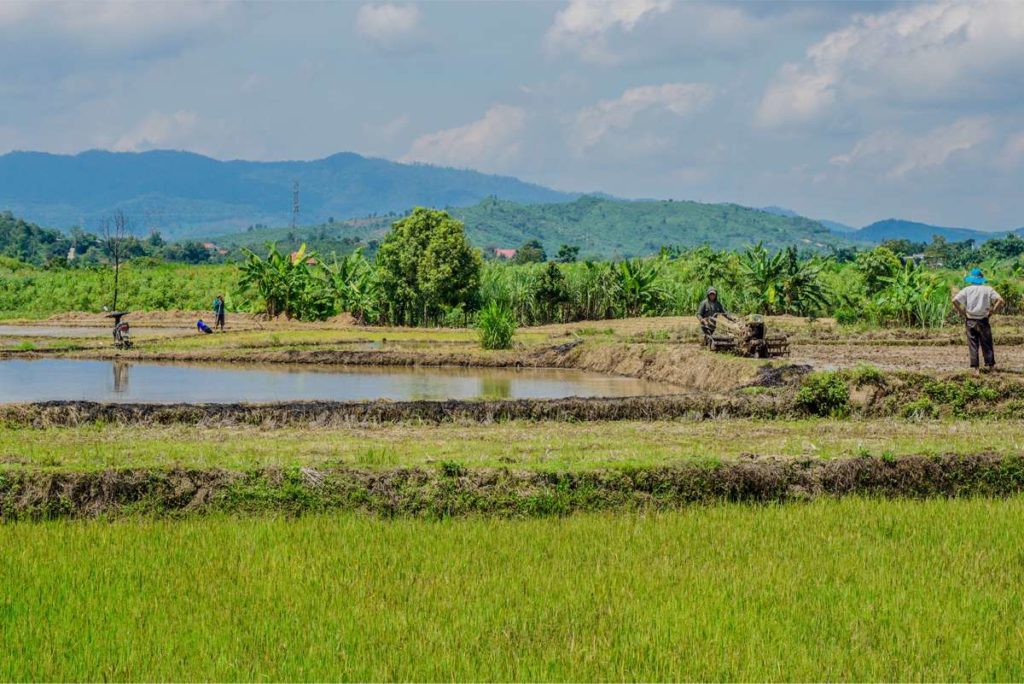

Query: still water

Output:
[0, 326, 179, 338]
[0, 359, 674, 403]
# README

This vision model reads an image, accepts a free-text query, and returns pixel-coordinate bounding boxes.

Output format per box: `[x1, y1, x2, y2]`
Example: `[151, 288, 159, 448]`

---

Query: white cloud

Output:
[402, 105, 527, 172]
[830, 116, 993, 179]
[998, 131, 1024, 168]
[546, 0, 673, 63]
[757, 2, 1024, 127]
[356, 3, 420, 49]
[112, 111, 200, 152]
[0, 1, 237, 56]
[572, 83, 713, 153]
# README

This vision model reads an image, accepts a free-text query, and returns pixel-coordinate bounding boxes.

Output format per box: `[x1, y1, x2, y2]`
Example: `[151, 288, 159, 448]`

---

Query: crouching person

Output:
[952, 268, 1004, 373]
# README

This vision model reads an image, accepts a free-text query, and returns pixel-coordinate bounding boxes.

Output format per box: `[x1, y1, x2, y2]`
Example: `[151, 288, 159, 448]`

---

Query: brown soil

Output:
[791, 343, 1024, 372]
[4, 453, 1022, 519]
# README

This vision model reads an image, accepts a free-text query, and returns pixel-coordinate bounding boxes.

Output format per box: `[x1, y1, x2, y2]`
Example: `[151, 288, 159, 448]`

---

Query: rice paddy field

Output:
[3, 316, 1024, 680]
[3, 499, 1023, 681]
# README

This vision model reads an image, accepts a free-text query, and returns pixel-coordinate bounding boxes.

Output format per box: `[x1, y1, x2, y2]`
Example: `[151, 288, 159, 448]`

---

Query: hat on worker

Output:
[707, 287, 717, 295]
[965, 268, 987, 285]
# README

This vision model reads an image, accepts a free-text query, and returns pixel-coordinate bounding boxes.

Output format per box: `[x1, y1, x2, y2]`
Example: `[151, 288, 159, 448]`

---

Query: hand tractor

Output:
[701, 314, 790, 358]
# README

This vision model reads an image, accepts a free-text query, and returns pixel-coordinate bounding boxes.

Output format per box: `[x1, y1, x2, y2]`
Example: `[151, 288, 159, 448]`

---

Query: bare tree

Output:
[101, 210, 132, 311]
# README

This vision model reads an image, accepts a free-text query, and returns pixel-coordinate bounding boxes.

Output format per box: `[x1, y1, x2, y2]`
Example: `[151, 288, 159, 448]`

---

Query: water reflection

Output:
[0, 359, 676, 404]
[112, 361, 130, 394]
[480, 377, 512, 399]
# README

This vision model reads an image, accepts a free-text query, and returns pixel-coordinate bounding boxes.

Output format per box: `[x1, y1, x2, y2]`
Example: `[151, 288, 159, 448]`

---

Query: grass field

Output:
[1, 418, 1022, 472]
[2, 498, 1022, 681]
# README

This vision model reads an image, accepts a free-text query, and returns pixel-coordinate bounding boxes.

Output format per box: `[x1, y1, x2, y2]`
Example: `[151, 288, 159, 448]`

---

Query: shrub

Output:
[902, 398, 937, 420]
[477, 301, 516, 350]
[795, 371, 850, 417]
[848, 364, 885, 388]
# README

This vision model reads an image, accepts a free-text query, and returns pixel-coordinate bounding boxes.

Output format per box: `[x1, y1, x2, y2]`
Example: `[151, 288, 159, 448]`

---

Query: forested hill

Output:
[850, 219, 1020, 244]
[0, 149, 575, 239]
[0, 212, 72, 264]
[449, 196, 845, 257]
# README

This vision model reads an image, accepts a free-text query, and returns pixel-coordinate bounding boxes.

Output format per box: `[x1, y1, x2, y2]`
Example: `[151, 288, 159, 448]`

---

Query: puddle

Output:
[0, 359, 676, 403]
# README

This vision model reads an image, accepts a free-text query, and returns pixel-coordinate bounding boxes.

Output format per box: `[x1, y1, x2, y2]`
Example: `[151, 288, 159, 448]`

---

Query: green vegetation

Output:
[451, 195, 845, 256]
[375, 208, 482, 325]
[2, 418, 1022, 472]
[795, 372, 850, 417]
[7, 205, 1024, 330]
[3, 499, 1023, 680]
[0, 258, 241, 317]
[477, 301, 516, 350]
[0, 210, 217, 267]
[238, 243, 334, 320]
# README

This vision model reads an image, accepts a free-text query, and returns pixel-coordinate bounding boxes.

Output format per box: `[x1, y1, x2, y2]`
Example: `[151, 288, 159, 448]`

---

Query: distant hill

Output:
[0, 149, 576, 239]
[208, 216, 395, 260]
[760, 206, 855, 233]
[850, 219, 1013, 244]
[448, 196, 846, 257]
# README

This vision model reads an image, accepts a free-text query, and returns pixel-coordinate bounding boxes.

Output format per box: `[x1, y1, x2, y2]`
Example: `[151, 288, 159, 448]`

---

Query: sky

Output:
[1, 0, 1023, 230]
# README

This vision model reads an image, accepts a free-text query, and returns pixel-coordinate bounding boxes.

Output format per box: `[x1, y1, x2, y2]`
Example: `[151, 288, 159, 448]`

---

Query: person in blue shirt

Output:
[197, 319, 213, 334]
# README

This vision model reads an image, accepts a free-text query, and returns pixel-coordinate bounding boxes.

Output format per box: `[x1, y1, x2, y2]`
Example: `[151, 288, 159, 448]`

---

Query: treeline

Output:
[0, 211, 218, 267]
[4, 207, 1024, 329]
[234, 209, 1024, 329]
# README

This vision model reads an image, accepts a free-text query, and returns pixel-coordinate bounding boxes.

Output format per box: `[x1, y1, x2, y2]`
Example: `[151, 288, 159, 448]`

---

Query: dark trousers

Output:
[216, 312, 225, 329]
[966, 317, 995, 368]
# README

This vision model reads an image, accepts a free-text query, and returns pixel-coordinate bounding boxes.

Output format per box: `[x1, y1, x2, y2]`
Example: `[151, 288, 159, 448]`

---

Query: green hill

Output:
[449, 196, 846, 258]
[204, 196, 851, 260]
[0, 211, 76, 264]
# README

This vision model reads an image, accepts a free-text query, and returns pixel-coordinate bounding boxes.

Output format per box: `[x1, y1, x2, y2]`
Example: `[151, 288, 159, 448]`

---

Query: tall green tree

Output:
[535, 261, 568, 322]
[514, 240, 546, 264]
[376, 208, 482, 325]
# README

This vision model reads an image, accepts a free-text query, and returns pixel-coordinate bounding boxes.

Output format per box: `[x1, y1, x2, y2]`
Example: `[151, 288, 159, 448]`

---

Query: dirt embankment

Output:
[538, 341, 764, 391]
[4, 453, 1023, 519]
[0, 393, 786, 428]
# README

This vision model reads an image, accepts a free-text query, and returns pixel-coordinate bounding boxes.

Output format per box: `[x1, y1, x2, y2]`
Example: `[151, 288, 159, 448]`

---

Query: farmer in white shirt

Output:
[952, 268, 1004, 373]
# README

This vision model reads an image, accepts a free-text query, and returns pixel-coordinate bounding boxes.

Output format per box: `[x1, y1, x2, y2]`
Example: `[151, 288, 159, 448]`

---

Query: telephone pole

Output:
[291, 180, 300, 229]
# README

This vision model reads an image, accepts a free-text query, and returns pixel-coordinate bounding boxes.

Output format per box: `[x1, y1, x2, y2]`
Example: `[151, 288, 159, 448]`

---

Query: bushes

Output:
[795, 372, 850, 417]
[477, 301, 516, 350]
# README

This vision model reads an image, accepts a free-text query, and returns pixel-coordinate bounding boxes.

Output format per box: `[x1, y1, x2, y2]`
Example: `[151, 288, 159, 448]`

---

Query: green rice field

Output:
[2, 497, 1022, 681]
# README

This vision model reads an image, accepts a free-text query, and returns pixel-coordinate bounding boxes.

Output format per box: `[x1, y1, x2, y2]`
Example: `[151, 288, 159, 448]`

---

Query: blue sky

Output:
[1, 0, 1023, 229]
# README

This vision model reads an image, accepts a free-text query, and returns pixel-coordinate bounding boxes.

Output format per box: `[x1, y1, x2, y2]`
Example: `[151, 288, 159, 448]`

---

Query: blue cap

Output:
[965, 268, 987, 285]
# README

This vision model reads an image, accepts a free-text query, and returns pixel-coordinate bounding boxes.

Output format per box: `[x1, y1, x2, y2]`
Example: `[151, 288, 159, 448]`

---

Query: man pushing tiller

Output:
[697, 287, 736, 343]
[952, 268, 1004, 374]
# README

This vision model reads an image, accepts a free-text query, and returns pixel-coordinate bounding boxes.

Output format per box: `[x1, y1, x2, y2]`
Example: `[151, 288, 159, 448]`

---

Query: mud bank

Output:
[0, 394, 787, 427]
[4, 453, 1023, 519]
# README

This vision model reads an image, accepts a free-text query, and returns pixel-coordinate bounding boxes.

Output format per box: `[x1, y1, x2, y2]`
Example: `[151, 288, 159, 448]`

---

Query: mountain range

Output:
[0, 149, 574, 238]
[0, 149, 1019, 256]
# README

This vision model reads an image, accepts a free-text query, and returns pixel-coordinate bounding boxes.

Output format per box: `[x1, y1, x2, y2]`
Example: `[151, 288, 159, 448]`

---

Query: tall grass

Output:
[1, 498, 1022, 680]
[476, 300, 516, 349]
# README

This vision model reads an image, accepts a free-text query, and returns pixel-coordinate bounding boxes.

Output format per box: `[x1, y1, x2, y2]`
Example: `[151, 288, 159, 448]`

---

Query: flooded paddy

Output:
[0, 325, 182, 339]
[0, 359, 675, 404]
